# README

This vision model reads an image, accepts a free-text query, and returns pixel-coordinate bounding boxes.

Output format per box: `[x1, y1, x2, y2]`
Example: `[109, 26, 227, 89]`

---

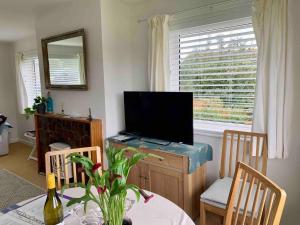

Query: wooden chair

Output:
[224, 162, 286, 225]
[45, 146, 102, 190]
[200, 130, 268, 225]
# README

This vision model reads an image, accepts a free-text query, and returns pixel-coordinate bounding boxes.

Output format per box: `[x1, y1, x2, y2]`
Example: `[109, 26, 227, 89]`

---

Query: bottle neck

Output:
[47, 188, 57, 196]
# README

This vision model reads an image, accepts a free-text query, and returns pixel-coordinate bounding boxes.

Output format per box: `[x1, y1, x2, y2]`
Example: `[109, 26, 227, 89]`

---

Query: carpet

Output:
[0, 169, 45, 210]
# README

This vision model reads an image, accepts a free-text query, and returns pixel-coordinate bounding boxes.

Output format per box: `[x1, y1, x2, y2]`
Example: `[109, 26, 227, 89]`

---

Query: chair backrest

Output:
[220, 130, 268, 178]
[224, 162, 286, 225]
[45, 146, 101, 190]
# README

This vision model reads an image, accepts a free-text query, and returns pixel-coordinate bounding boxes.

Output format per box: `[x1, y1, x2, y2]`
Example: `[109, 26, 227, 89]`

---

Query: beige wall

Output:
[100, 0, 133, 137]
[35, 0, 106, 123]
[0, 42, 18, 142]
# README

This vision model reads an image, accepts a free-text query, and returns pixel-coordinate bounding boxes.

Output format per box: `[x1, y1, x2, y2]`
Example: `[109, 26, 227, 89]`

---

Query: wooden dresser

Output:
[111, 140, 212, 220]
[35, 113, 103, 174]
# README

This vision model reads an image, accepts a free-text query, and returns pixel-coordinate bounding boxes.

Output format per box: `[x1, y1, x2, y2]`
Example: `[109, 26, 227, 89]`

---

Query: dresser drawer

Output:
[139, 148, 187, 172]
[112, 142, 188, 172]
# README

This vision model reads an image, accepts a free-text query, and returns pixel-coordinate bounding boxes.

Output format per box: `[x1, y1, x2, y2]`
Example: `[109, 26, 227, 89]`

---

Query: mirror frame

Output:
[41, 29, 88, 90]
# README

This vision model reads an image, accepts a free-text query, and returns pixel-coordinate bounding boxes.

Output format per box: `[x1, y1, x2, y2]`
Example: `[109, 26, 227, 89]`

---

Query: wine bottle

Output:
[44, 173, 64, 225]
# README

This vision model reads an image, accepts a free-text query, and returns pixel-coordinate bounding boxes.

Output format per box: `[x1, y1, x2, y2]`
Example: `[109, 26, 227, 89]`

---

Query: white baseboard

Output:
[9, 137, 19, 144]
[18, 138, 34, 146]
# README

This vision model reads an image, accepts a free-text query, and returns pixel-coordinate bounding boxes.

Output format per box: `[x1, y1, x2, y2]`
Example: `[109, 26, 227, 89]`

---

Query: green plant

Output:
[65, 145, 162, 225]
[24, 96, 47, 119]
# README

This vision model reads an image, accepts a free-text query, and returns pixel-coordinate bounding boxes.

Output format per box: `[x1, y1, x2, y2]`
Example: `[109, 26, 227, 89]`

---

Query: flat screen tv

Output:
[124, 91, 193, 145]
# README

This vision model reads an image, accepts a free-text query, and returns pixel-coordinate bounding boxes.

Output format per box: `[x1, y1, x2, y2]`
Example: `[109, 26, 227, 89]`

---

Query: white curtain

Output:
[148, 15, 170, 91]
[252, 0, 288, 158]
[15, 53, 28, 114]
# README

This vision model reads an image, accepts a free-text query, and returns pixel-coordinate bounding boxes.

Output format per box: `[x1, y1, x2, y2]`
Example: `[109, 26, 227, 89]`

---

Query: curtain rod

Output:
[137, 0, 251, 23]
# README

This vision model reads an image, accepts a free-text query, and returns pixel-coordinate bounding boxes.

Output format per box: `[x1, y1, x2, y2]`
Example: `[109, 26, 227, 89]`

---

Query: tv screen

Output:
[124, 91, 193, 145]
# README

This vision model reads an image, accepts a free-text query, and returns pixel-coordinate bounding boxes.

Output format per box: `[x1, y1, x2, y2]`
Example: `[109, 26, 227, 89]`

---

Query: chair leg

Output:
[27, 144, 37, 161]
[200, 201, 206, 225]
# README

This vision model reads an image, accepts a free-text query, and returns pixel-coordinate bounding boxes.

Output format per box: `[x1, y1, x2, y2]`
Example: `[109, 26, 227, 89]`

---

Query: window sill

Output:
[194, 120, 252, 138]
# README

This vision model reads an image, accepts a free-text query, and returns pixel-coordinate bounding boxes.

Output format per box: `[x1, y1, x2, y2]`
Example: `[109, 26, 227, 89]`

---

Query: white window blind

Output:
[21, 52, 41, 107]
[49, 55, 83, 85]
[169, 18, 257, 125]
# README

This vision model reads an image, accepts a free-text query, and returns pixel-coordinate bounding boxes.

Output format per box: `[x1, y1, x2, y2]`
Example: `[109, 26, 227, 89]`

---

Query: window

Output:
[20, 52, 41, 108]
[169, 18, 257, 129]
[47, 43, 85, 86]
[49, 55, 84, 85]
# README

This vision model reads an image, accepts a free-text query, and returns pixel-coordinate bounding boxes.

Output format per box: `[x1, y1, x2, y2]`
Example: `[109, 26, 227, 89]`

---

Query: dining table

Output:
[0, 187, 196, 225]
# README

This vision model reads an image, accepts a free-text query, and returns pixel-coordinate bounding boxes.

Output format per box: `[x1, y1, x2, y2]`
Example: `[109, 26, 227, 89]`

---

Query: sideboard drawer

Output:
[140, 148, 186, 172]
[113, 142, 187, 172]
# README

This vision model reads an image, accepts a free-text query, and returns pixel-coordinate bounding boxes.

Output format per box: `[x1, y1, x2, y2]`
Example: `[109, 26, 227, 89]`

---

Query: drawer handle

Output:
[139, 175, 149, 180]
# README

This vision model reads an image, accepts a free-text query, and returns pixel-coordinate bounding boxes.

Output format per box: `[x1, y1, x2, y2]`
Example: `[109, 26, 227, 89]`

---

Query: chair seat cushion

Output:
[200, 177, 262, 214]
[201, 177, 233, 209]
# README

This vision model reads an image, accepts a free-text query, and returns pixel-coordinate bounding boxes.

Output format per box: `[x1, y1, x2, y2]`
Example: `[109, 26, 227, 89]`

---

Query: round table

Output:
[63, 187, 195, 225]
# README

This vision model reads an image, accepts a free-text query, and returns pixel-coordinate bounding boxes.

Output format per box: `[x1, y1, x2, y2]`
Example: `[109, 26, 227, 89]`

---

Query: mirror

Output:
[42, 29, 87, 90]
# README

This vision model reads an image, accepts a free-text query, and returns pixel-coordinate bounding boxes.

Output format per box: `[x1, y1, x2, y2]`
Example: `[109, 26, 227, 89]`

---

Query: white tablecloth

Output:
[0, 187, 195, 225]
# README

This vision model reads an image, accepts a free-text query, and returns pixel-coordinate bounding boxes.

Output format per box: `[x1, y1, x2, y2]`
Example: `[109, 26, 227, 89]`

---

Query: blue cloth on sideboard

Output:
[109, 137, 213, 174]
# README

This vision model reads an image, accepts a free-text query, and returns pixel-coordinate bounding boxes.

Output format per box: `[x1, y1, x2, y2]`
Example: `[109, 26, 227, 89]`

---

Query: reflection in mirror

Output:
[42, 29, 87, 90]
[48, 36, 85, 86]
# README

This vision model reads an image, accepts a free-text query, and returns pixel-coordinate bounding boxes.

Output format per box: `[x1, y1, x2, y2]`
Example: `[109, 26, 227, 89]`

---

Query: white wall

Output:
[35, 0, 106, 122]
[129, 0, 231, 92]
[128, 0, 299, 224]
[100, 0, 133, 137]
[0, 42, 18, 142]
[14, 35, 37, 144]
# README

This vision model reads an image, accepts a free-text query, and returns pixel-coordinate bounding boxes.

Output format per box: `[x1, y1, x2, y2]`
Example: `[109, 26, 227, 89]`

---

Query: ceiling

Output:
[0, 0, 148, 42]
[0, 0, 73, 42]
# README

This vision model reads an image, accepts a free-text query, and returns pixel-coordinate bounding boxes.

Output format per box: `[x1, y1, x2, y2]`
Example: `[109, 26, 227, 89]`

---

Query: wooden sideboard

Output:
[112, 142, 207, 220]
[35, 113, 104, 174]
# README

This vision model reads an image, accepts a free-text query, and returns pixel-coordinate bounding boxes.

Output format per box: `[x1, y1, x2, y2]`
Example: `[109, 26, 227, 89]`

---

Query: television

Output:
[124, 91, 193, 145]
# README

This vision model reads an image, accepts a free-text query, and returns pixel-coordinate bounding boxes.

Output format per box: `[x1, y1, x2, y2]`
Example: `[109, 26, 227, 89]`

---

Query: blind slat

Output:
[170, 30, 255, 45]
[178, 64, 256, 72]
[171, 51, 257, 62]
[174, 22, 253, 39]
[176, 71, 256, 77]
[170, 37, 256, 51]
[171, 45, 257, 56]
[171, 58, 256, 67]
[171, 77, 256, 82]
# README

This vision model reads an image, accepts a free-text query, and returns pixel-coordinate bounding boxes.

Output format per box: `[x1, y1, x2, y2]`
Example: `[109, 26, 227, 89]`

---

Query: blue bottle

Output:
[47, 92, 54, 113]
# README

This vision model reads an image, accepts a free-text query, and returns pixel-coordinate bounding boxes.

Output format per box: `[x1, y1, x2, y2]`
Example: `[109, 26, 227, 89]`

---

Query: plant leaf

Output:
[66, 194, 91, 207]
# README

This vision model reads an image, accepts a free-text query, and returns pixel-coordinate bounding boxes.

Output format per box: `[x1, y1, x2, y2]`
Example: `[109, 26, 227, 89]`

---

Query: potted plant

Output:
[24, 96, 47, 119]
[66, 144, 162, 225]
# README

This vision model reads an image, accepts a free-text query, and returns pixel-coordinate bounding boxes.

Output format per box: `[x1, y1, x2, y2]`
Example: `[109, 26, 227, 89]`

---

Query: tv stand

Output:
[109, 136, 213, 220]
[140, 137, 170, 146]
